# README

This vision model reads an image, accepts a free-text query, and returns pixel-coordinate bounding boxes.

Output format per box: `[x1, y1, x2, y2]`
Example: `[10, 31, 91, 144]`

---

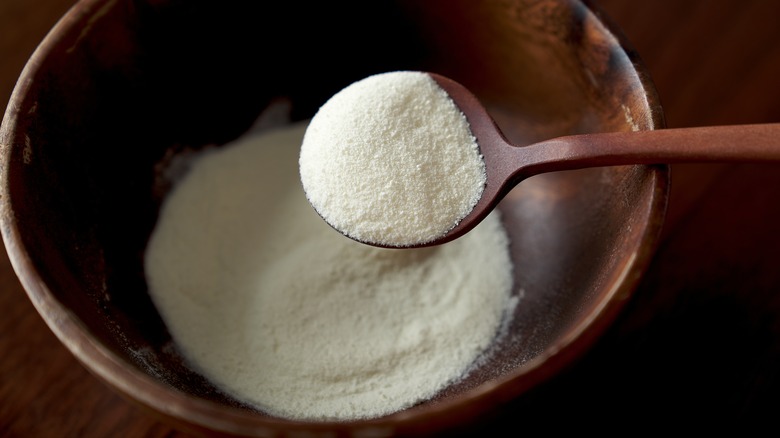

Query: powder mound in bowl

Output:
[144, 121, 515, 421]
[299, 71, 487, 247]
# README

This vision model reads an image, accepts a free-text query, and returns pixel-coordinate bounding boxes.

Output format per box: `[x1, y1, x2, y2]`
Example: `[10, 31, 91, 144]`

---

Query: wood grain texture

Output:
[1, 0, 779, 436]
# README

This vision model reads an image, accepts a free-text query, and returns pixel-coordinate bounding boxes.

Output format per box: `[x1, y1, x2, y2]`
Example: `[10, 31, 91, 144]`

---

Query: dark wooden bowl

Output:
[0, 0, 667, 436]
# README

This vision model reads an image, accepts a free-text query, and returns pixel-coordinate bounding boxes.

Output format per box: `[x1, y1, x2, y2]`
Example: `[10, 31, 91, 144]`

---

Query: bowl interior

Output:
[0, 0, 666, 435]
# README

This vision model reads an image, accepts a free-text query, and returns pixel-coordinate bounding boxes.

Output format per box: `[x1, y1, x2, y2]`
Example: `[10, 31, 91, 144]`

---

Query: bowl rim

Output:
[0, 0, 669, 435]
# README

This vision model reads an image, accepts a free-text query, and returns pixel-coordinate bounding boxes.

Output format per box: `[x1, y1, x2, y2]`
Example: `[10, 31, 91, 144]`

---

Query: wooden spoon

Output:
[304, 72, 780, 249]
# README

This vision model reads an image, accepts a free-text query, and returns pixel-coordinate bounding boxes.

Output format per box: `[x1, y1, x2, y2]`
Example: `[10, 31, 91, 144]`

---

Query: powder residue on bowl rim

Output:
[144, 121, 515, 421]
[299, 71, 486, 247]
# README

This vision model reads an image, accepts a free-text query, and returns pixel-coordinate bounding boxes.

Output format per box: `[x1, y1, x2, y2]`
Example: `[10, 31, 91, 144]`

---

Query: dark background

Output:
[1, 0, 779, 435]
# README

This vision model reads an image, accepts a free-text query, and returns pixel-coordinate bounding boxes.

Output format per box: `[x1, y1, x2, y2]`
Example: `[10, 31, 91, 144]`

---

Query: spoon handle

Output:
[513, 123, 780, 179]
[431, 72, 780, 185]
[430, 72, 780, 247]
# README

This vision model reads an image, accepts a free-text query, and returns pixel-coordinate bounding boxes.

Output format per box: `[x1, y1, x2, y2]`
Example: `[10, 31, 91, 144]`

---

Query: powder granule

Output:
[299, 71, 486, 247]
[144, 122, 514, 421]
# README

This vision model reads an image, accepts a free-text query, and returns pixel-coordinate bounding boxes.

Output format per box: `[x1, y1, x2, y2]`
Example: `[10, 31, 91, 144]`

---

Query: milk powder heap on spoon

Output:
[299, 71, 487, 247]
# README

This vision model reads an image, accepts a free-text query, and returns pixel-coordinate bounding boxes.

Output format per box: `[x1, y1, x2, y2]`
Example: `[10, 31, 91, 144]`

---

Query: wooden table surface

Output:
[2, 0, 779, 436]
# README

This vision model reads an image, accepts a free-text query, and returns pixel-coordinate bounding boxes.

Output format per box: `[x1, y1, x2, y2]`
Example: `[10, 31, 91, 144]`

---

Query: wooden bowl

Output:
[0, 0, 667, 435]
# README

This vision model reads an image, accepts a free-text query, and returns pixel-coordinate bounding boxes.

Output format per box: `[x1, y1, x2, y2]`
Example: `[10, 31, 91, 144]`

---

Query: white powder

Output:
[144, 122, 514, 421]
[299, 71, 486, 247]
